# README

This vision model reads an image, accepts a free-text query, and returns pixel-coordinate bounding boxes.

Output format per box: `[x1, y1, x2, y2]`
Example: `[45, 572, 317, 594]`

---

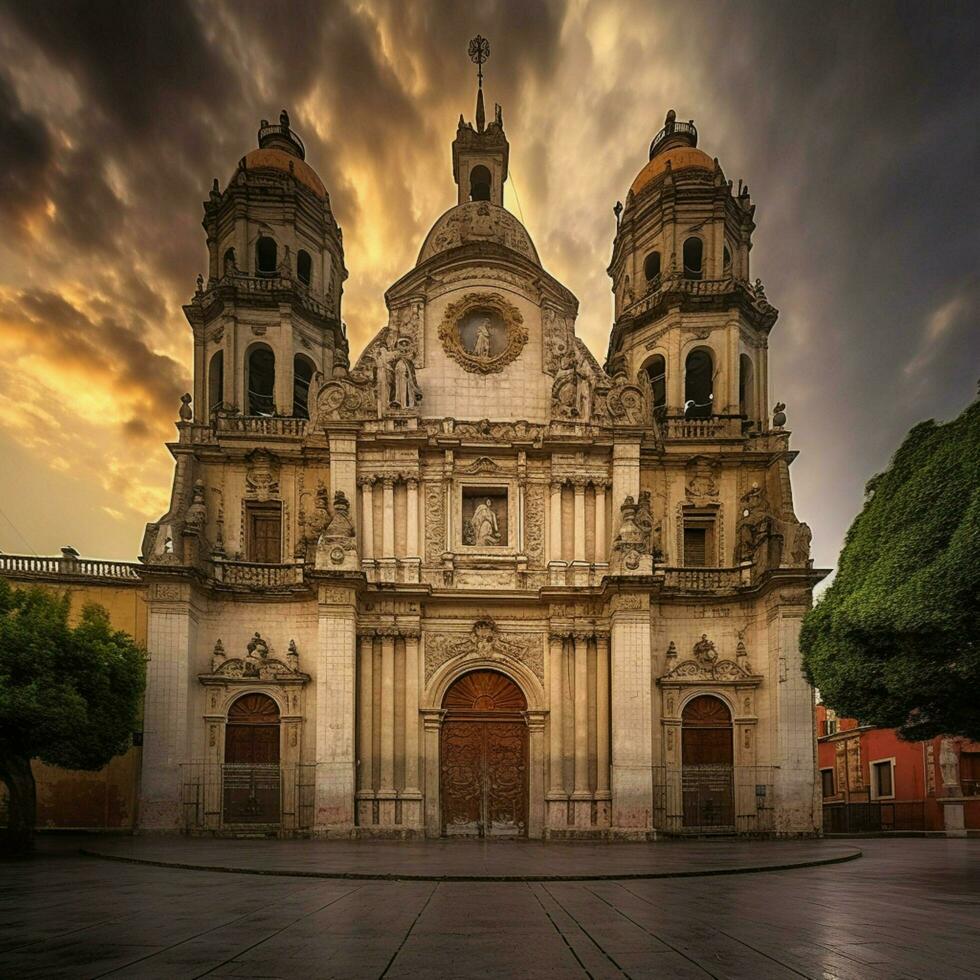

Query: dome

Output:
[629, 146, 715, 197]
[417, 201, 540, 267]
[236, 148, 327, 199]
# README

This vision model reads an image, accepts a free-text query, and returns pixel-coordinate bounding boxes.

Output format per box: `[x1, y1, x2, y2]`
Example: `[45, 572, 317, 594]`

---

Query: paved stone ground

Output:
[0, 838, 977, 978]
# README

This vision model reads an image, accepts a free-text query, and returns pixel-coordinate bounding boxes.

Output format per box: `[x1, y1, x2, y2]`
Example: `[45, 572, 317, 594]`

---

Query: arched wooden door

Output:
[441, 671, 528, 838]
[223, 693, 281, 825]
[681, 695, 734, 830]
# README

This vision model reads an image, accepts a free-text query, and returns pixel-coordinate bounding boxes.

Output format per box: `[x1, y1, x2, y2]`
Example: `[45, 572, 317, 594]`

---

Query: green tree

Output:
[0, 581, 146, 853]
[802, 397, 980, 741]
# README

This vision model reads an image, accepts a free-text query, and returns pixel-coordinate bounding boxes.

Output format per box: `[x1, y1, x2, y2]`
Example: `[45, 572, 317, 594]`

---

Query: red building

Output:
[816, 704, 980, 836]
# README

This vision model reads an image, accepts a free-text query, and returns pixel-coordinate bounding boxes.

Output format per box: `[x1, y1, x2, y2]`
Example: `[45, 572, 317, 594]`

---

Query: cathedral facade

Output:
[130, 92, 824, 840]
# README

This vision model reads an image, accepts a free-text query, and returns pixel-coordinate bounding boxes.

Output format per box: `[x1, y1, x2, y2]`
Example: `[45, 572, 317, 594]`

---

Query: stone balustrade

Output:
[662, 566, 748, 593]
[663, 416, 744, 441]
[211, 560, 305, 590]
[0, 554, 142, 581]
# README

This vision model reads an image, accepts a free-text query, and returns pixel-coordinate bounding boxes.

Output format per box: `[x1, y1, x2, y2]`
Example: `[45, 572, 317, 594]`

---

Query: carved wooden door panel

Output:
[223, 694, 281, 825]
[681, 695, 734, 830]
[441, 721, 484, 836]
[484, 722, 527, 837]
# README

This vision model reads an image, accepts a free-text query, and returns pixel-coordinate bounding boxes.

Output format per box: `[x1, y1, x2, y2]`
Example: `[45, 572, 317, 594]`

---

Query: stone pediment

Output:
[424, 618, 543, 684]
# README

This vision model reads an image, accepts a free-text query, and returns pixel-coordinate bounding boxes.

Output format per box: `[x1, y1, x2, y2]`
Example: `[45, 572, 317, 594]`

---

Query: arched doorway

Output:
[440, 670, 528, 837]
[223, 693, 281, 826]
[681, 695, 734, 830]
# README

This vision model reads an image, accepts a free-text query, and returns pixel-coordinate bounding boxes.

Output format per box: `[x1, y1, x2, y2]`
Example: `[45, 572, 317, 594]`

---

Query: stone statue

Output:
[575, 350, 594, 420]
[940, 738, 959, 789]
[693, 634, 718, 667]
[470, 498, 501, 546]
[791, 522, 812, 565]
[184, 480, 207, 532]
[736, 483, 780, 566]
[210, 638, 226, 673]
[375, 332, 397, 415]
[322, 491, 355, 541]
[391, 338, 422, 409]
[473, 316, 492, 358]
[247, 632, 269, 660]
[287, 639, 300, 672]
[635, 491, 654, 553]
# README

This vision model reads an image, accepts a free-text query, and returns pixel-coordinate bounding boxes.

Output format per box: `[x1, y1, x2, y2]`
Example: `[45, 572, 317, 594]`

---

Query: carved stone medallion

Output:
[437, 292, 527, 375]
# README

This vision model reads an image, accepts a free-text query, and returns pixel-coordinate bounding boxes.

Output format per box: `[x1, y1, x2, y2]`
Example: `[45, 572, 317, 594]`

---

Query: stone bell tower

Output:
[606, 109, 775, 430]
[452, 34, 509, 207]
[185, 110, 348, 422]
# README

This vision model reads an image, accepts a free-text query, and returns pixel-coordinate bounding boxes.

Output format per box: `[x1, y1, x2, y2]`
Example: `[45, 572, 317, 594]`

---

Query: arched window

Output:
[293, 354, 315, 419]
[644, 251, 661, 284]
[247, 345, 276, 416]
[208, 350, 224, 416]
[223, 247, 237, 276]
[297, 249, 312, 286]
[739, 353, 754, 419]
[256, 236, 277, 276]
[645, 354, 666, 421]
[683, 237, 703, 280]
[469, 165, 491, 202]
[684, 348, 713, 419]
[723, 243, 732, 275]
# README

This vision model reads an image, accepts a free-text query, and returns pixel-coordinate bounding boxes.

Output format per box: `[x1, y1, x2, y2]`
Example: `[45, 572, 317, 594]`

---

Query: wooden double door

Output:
[440, 671, 528, 838]
[223, 693, 281, 825]
[681, 695, 734, 830]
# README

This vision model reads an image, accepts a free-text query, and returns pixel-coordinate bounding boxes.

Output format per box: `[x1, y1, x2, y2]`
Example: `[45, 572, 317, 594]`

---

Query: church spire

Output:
[453, 36, 508, 206]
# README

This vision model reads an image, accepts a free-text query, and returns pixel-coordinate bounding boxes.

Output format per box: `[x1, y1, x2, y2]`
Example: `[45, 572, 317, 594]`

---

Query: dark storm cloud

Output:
[0, 0, 976, 567]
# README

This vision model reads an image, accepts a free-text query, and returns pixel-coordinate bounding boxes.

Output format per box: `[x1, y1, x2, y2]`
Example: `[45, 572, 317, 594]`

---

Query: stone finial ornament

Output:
[772, 402, 787, 429]
[179, 393, 193, 421]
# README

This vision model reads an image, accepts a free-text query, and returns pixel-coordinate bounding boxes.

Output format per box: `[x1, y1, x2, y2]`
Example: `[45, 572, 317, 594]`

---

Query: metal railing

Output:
[653, 765, 776, 835]
[211, 560, 305, 590]
[823, 801, 926, 834]
[961, 779, 980, 797]
[180, 763, 315, 834]
[0, 554, 141, 580]
[257, 121, 306, 158]
[649, 119, 697, 157]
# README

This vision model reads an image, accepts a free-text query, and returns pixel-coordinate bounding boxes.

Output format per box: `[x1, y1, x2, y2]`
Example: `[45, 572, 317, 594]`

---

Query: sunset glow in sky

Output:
[0, 1, 977, 575]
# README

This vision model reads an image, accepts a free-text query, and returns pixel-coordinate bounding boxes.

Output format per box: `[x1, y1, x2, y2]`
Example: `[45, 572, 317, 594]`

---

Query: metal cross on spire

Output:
[468, 35, 490, 89]
[468, 35, 491, 133]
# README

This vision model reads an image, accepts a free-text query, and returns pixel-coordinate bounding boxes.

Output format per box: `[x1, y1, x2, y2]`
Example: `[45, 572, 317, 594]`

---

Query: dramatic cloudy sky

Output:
[0, 1, 977, 577]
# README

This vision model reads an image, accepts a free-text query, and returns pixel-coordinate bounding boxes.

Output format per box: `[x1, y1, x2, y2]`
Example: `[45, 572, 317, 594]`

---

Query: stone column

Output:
[572, 633, 591, 827]
[546, 634, 566, 829]
[274, 307, 292, 416]
[356, 631, 374, 826]
[381, 477, 395, 559]
[406, 478, 419, 558]
[573, 481, 586, 563]
[140, 582, 196, 831]
[610, 593, 653, 836]
[595, 632, 611, 801]
[402, 631, 422, 829]
[526, 710, 548, 839]
[421, 709, 446, 838]
[594, 483, 607, 564]
[611, 441, 640, 518]
[328, 435, 358, 526]
[548, 481, 563, 565]
[378, 631, 396, 824]
[314, 585, 357, 836]
[360, 478, 374, 563]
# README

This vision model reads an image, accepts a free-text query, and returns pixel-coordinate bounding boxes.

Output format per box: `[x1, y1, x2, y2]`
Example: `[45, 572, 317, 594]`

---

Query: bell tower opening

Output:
[469, 164, 492, 202]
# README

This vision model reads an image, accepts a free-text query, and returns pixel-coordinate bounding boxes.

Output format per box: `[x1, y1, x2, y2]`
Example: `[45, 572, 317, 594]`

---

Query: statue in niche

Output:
[940, 738, 960, 789]
[391, 338, 422, 409]
[736, 483, 781, 566]
[473, 316, 492, 358]
[468, 498, 501, 546]
[791, 521, 812, 565]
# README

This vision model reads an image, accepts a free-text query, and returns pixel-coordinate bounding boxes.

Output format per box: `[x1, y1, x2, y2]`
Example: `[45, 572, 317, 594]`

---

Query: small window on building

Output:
[256, 236, 277, 276]
[821, 769, 835, 798]
[470, 165, 492, 202]
[723, 243, 732, 275]
[644, 251, 661, 283]
[293, 354, 315, 420]
[683, 237, 703, 280]
[297, 249, 312, 285]
[223, 247, 237, 276]
[246, 502, 282, 564]
[684, 348, 713, 419]
[208, 350, 224, 416]
[825, 716, 839, 736]
[960, 752, 980, 796]
[247, 346, 276, 416]
[872, 760, 894, 799]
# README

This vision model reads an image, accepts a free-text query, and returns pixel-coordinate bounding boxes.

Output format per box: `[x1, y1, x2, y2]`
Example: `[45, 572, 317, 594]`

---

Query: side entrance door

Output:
[223, 693, 281, 825]
[681, 695, 734, 830]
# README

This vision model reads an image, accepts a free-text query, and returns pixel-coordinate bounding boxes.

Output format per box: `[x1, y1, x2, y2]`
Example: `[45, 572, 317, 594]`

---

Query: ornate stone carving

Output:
[661, 634, 755, 682]
[314, 370, 376, 423]
[551, 345, 595, 421]
[376, 330, 423, 414]
[459, 456, 501, 474]
[686, 456, 720, 501]
[524, 483, 545, 565]
[184, 480, 207, 533]
[424, 482, 445, 561]
[424, 618, 543, 684]
[245, 449, 280, 499]
[315, 490, 358, 569]
[202, 632, 309, 683]
[940, 738, 960, 789]
[610, 496, 653, 574]
[463, 496, 501, 547]
[735, 483, 783, 568]
[542, 307, 573, 377]
[789, 521, 812, 566]
[420, 201, 538, 265]
[772, 401, 787, 429]
[437, 292, 527, 375]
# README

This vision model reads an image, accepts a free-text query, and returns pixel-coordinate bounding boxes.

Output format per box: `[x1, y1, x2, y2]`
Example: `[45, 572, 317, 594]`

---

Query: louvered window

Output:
[684, 527, 707, 567]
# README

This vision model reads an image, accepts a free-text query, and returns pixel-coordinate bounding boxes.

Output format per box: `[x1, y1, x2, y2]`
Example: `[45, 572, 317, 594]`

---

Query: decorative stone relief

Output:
[437, 292, 528, 375]
[551, 344, 595, 421]
[542, 307, 573, 377]
[201, 633, 309, 683]
[314, 369, 376, 423]
[420, 201, 538, 264]
[424, 482, 445, 561]
[245, 449, 280, 499]
[375, 330, 423, 414]
[524, 483, 545, 565]
[315, 490, 359, 570]
[660, 634, 757, 682]
[735, 483, 783, 568]
[685, 456, 720, 501]
[424, 618, 544, 685]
